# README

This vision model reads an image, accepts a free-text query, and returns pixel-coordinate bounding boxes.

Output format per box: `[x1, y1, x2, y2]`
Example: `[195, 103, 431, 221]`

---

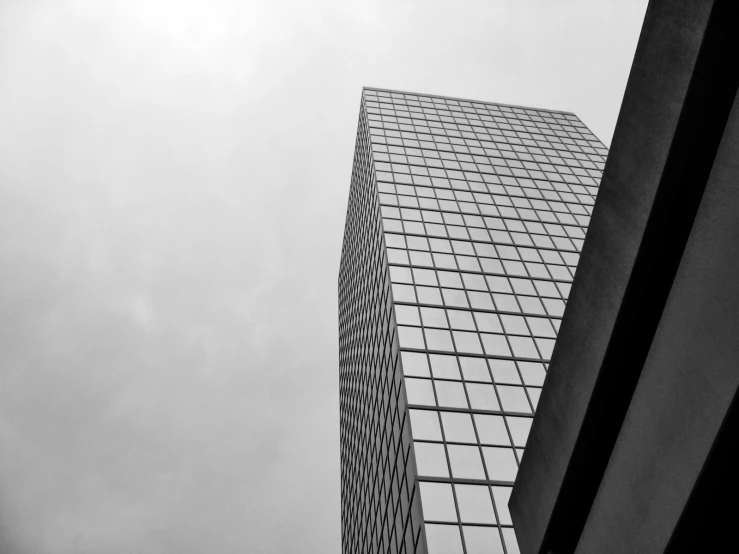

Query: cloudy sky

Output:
[0, 1, 646, 552]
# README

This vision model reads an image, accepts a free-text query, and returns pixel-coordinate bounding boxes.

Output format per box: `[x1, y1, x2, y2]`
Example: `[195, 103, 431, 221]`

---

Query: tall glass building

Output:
[338, 87, 607, 554]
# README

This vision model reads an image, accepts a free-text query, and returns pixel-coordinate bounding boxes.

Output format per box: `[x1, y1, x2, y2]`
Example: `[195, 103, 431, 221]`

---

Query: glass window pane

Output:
[498, 245, 520, 260]
[438, 271, 463, 288]
[417, 286, 443, 305]
[407, 235, 430, 250]
[457, 256, 480, 272]
[500, 315, 529, 335]
[497, 385, 531, 412]
[401, 352, 430, 377]
[419, 482, 457, 522]
[509, 278, 536, 295]
[387, 248, 409, 264]
[383, 219, 404, 233]
[459, 356, 490, 382]
[519, 295, 547, 315]
[392, 283, 416, 302]
[453, 241, 476, 256]
[443, 288, 469, 308]
[433, 253, 458, 269]
[398, 326, 425, 349]
[410, 251, 433, 266]
[534, 281, 559, 298]
[468, 291, 494, 310]
[390, 265, 413, 283]
[481, 334, 512, 356]
[447, 445, 486, 479]
[455, 484, 496, 523]
[414, 268, 438, 286]
[414, 442, 449, 477]
[409, 409, 442, 441]
[425, 524, 464, 554]
[486, 275, 512, 293]
[474, 312, 503, 333]
[421, 307, 448, 328]
[453, 331, 483, 354]
[509, 336, 539, 358]
[502, 260, 527, 277]
[482, 447, 518, 481]
[385, 233, 406, 249]
[474, 414, 510, 445]
[527, 262, 551, 279]
[429, 354, 461, 379]
[435, 381, 468, 408]
[395, 305, 421, 326]
[526, 317, 556, 337]
[441, 412, 476, 443]
[466, 383, 500, 410]
[490, 359, 521, 384]
[430, 238, 453, 253]
[462, 273, 487, 290]
[463, 526, 504, 554]
[494, 293, 521, 311]
[448, 310, 476, 330]
[481, 258, 505, 273]
[425, 329, 455, 351]
[405, 378, 436, 405]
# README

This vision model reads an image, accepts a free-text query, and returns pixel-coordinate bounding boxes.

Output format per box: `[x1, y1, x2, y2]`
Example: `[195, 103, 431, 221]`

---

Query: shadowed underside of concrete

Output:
[509, 1, 739, 552]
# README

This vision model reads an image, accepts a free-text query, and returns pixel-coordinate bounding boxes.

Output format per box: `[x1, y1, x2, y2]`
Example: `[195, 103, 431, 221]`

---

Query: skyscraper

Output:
[338, 87, 607, 554]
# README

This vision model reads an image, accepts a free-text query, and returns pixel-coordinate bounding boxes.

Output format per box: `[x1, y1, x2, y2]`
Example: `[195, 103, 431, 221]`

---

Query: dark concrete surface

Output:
[574, 85, 739, 554]
[509, 2, 728, 553]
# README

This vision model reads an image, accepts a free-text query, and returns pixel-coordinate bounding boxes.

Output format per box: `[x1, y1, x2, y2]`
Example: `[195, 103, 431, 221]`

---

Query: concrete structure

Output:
[509, 1, 739, 552]
[339, 88, 607, 554]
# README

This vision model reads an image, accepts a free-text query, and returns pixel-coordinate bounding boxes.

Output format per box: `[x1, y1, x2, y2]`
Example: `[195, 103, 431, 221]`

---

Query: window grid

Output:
[340, 87, 607, 554]
[339, 101, 422, 554]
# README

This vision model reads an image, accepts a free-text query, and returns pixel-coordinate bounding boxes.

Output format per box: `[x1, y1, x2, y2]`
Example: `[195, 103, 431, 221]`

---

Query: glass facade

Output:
[339, 87, 607, 554]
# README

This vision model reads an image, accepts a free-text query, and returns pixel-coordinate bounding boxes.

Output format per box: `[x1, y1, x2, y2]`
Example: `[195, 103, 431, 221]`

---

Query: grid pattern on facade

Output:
[340, 89, 607, 554]
[339, 103, 423, 554]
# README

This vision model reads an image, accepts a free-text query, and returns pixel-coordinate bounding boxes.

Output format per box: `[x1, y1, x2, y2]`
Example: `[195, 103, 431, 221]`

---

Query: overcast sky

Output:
[0, 1, 647, 552]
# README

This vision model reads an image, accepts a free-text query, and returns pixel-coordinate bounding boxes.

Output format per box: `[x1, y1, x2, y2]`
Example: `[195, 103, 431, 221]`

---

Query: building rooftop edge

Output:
[362, 85, 577, 116]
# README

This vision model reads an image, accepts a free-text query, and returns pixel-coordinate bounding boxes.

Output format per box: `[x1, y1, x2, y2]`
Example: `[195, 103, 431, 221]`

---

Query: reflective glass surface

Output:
[339, 87, 606, 554]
